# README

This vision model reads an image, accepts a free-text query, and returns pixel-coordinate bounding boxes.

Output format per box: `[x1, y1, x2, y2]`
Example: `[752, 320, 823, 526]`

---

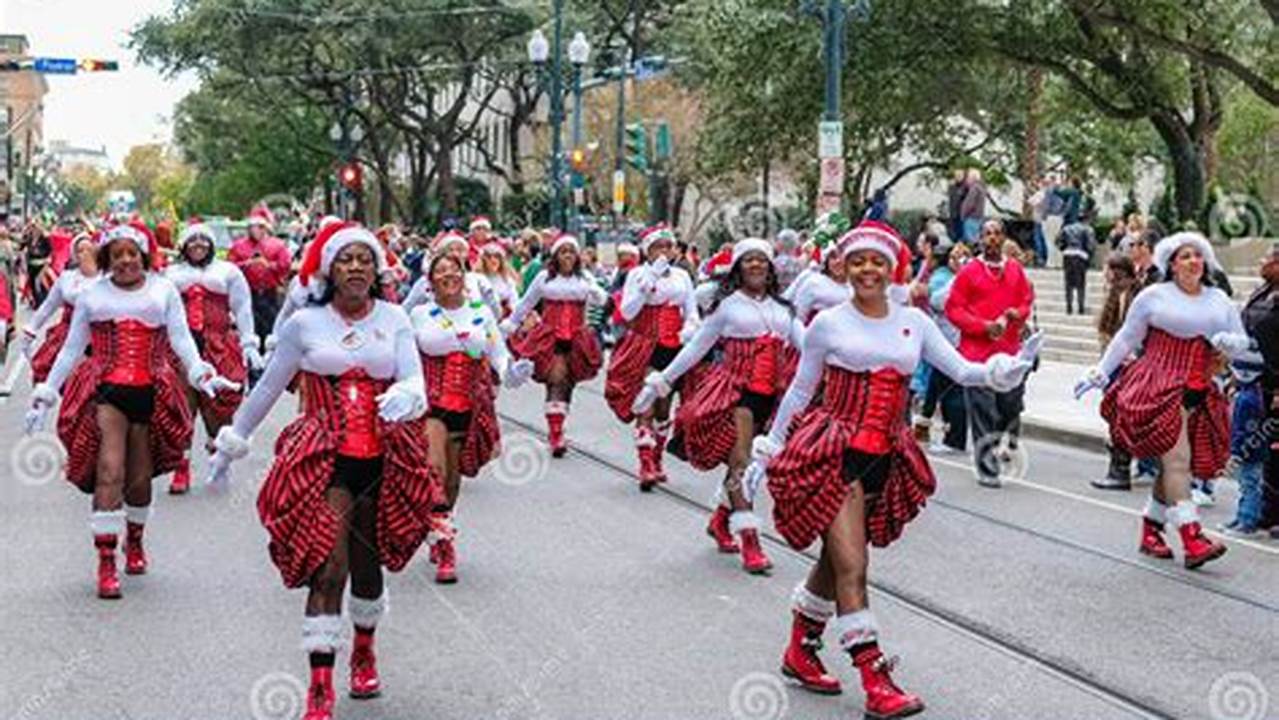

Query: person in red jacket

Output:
[228, 207, 292, 356]
[944, 218, 1035, 487]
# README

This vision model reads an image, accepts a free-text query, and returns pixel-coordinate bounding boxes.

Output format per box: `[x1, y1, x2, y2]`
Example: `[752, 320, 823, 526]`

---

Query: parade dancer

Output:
[604, 224, 699, 490]
[26, 222, 235, 600]
[790, 241, 850, 325]
[1076, 232, 1247, 569]
[749, 226, 1035, 717]
[163, 223, 262, 494]
[503, 233, 606, 457]
[23, 231, 99, 384]
[402, 231, 500, 318]
[208, 222, 443, 720]
[412, 253, 532, 583]
[633, 238, 802, 574]
[477, 240, 520, 319]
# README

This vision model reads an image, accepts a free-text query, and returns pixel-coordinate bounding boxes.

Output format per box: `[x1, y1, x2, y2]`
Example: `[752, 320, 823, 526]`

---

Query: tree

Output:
[119, 144, 194, 215]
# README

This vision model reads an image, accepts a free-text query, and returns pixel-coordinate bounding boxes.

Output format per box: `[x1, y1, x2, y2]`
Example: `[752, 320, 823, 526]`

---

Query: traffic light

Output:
[78, 59, 119, 72]
[338, 163, 362, 191]
[570, 147, 587, 173]
[625, 124, 648, 172]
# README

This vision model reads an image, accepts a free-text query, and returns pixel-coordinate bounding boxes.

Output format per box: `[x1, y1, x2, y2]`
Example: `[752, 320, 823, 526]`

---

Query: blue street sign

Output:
[34, 58, 78, 74]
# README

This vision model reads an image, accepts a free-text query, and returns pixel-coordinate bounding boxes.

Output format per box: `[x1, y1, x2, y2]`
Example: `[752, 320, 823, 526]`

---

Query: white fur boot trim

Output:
[348, 590, 388, 631]
[90, 509, 126, 537]
[1168, 500, 1200, 528]
[1142, 497, 1168, 524]
[729, 510, 760, 535]
[833, 610, 879, 651]
[125, 504, 152, 526]
[301, 614, 344, 654]
[792, 583, 836, 623]
[634, 426, 656, 449]
[544, 401, 569, 416]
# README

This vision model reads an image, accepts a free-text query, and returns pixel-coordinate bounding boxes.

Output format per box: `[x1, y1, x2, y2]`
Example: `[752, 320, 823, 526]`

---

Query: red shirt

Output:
[944, 258, 1035, 362]
[228, 235, 292, 293]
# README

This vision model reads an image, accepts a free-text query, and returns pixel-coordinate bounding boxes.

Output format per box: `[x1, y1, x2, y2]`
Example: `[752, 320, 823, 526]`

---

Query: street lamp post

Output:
[528, 1, 567, 231]
[329, 120, 364, 219]
[568, 31, 591, 236]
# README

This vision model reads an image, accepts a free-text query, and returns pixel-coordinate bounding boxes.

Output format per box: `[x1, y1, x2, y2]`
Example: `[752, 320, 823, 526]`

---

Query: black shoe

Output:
[1090, 475, 1131, 490]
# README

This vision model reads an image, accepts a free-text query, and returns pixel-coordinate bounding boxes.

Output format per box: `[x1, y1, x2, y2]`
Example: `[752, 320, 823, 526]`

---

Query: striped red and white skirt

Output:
[257, 371, 445, 589]
[604, 304, 684, 422]
[767, 366, 934, 551]
[1101, 328, 1229, 479]
[30, 305, 73, 384]
[508, 301, 602, 385]
[60, 325, 192, 493]
[668, 337, 796, 471]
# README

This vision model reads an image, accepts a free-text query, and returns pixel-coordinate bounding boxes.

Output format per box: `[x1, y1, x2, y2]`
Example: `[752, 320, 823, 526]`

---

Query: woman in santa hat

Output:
[503, 233, 606, 457]
[749, 223, 1035, 717]
[604, 224, 700, 490]
[208, 221, 444, 720]
[476, 240, 520, 319]
[162, 222, 262, 494]
[633, 237, 802, 575]
[789, 241, 850, 325]
[411, 253, 532, 584]
[402, 230, 500, 319]
[25, 222, 235, 600]
[1076, 231, 1248, 569]
[23, 231, 100, 384]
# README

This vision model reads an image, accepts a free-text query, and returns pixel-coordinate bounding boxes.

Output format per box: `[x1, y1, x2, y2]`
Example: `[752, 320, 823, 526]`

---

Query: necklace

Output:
[426, 299, 494, 359]
[332, 301, 374, 351]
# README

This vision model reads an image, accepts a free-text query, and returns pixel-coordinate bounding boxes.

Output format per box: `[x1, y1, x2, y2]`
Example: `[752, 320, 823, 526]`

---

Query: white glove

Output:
[24, 404, 52, 434]
[1210, 331, 1252, 357]
[499, 318, 519, 336]
[205, 426, 251, 489]
[243, 345, 265, 371]
[986, 353, 1034, 393]
[264, 334, 279, 353]
[206, 451, 233, 491]
[679, 324, 698, 344]
[31, 382, 60, 408]
[631, 372, 672, 415]
[1019, 331, 1044, 365]
[20, 325, 37, 358]
[503, 359, 534, 389]
[742, 460, 768, 504]
[651, 256, 671, 276]
[751, 435, 781, 462]
[197, 373, 242, 398]
[376, 383, 426, 422]
[1072, 366, 1107, 399]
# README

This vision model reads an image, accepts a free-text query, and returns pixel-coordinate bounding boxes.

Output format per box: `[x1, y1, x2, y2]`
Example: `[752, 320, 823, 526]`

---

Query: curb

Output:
[1021, 417, 1108, 454]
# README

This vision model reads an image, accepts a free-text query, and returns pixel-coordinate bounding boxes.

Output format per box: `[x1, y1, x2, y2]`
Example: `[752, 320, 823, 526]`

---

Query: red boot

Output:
[705, 506, 740, 554]
[636, 428, 659, 492]
[94, 535, 122, 600]
[1138, 518, 1174, 559]
[781, 612, 842, 695]
[124, 521, 148, 575]
[546, 402, 568, 458]
[435, 538, 458, 584]
[1179, 521, 1227, 569]
[169, 457, 191, 495]
[349, 628, 381, 699]
[303, 667, 335, 720]
[652, 422, 671, 483]
[852, 645, 925, 719]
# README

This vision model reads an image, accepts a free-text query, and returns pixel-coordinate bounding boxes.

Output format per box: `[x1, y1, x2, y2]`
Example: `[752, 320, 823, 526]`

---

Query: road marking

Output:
[927, 454, 1279, 558]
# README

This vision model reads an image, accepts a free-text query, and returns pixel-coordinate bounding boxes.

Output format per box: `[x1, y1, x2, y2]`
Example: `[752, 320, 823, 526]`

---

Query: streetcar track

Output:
[501, 410, 1187, 720]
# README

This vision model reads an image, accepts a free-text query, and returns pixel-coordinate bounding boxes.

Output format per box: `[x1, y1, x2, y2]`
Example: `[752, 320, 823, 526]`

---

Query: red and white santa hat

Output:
[548, 232, 580, 256]
[432, 230, 469, 256]
[637, 223, 676, 253]
[617, 242, 639, 258]
[469, 216, 492, 233]
[247, 206, 275, 228]
[297, 221, 387, 298]
[480, 240, 507, 257]
[730, 237, 774, 266]
[1153, 231, 1219, 276]
[837, 220, 911, 283]
[101, 221, 164, 269]
[178, 221, 216, 248]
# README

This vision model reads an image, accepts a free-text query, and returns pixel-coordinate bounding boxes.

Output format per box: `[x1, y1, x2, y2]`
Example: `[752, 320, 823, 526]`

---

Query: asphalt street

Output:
[1, 373, 1276, 720]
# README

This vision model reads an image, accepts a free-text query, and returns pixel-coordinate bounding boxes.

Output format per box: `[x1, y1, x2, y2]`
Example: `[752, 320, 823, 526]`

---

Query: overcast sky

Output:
[2, 0, 198, 169]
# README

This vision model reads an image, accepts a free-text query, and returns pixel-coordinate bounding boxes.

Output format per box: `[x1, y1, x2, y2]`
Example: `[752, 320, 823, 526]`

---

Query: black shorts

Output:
[649, 344, 680, 371]
[841, 448, 891, 495]
[330, 454, 384, 499]
[737, 390, 777, 430]
[1183, 388, 1206, 410]
[428, 407, 472, 435]
[96, 383, 156, 424]
[554, 339, 573, 354]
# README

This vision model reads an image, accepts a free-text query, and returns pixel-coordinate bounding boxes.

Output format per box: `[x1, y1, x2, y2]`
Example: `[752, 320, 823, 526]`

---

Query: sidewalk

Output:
[1022, 359, 1108, 451]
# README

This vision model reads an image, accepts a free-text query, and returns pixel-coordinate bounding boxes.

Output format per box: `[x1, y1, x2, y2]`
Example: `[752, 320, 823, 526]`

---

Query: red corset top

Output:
[542, 300, 586, 341]
[632, 304, 683, 348]
[425, 351, 479, 413]
[823, 367, 909, 456]
[94, 319, 159, 387]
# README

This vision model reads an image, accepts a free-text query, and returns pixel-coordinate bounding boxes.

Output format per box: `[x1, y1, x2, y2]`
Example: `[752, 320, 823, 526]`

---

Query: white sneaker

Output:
[1132, 472, 1158, 487]
[1191, 487, 1215, 507]
[929, 441, 959, 455]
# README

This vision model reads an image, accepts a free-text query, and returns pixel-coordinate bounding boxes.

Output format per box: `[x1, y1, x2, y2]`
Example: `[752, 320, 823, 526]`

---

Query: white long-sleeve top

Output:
[165, 259, 256, 350]
[44, 274, 206, 393]
[273, 276, 306, 337]
[484, 273, 519, 315]
[507, 270, 608, 327]
[25, 269, 99, 332]
[1097, 282, 1246, 378]
[231, 301, 424, 439]
[410, 300, 512, 377]
[766, 302, 995, 449]
[659, 290, 804, 386]
[402, 272, 499, 318]
[618, 262, 699, 335]
[791, 271, 849, 323]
